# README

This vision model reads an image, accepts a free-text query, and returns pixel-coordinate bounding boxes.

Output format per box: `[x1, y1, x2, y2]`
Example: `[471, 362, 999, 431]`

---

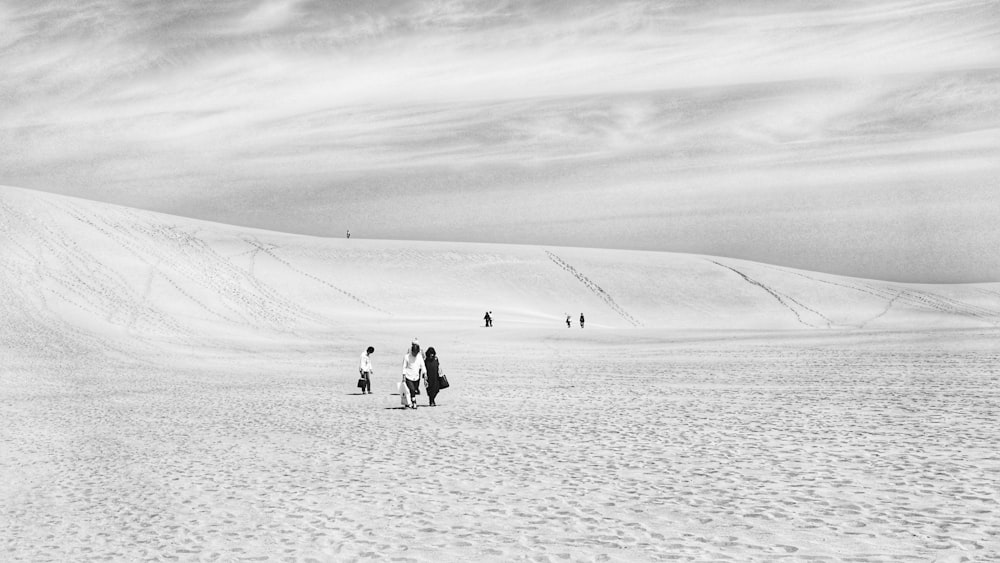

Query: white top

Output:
[359, 352, 373, 374]
[402, 352, 425, 381]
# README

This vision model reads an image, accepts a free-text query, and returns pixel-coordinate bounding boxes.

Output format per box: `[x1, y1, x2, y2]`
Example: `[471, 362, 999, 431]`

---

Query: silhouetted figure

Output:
[346, 229, 351, 239]
[424, 347, 442, 406]
[579, 313, 585, 328]
[484, 311, 492, 327]
[566, 315, 572, 328]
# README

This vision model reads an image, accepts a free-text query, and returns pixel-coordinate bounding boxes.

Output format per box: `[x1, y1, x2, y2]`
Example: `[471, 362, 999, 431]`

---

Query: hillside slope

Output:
[2, 185, 998, 353]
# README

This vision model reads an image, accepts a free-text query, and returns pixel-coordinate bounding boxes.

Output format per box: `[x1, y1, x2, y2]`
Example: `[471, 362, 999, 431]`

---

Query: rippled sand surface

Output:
[3, 328, 998, 562]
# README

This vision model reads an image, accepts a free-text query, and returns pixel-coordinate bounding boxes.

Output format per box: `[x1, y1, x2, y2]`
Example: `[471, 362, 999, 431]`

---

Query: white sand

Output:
[2, 185, 999, 561]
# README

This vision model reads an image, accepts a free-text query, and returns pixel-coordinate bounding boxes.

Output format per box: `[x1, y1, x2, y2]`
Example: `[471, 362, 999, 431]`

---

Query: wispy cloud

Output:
[235, 0, 304, 33]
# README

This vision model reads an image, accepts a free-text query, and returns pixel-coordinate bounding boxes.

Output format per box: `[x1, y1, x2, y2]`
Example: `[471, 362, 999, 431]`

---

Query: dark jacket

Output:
[425, 357, 440, 394]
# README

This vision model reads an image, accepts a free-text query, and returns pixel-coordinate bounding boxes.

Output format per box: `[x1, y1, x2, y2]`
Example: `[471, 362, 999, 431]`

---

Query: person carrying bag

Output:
[401, 338, 425, 409]
[424, 347, 445, 406]
[358, 346, 374, 394]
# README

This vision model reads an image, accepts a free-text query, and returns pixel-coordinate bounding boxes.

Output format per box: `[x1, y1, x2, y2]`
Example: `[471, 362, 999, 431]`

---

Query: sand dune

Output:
[2, 185, 997, 343]
[2, 185, 999, 561]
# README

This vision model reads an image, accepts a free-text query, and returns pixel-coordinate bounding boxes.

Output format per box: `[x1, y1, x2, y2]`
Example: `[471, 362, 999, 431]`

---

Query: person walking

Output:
[566, 314, 572, 328]
[579, 313, 585, 328]
[402, 338, 425, 409]
[424, 347, 442, 406]
[483, 311, 491, 327]
[358, 346, 375, 394]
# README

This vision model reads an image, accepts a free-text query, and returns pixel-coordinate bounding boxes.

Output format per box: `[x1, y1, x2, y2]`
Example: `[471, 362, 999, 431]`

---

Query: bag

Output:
[438, 374, 450, 390]
[398, 380, 411, 407]
[357, 378, 365, 389]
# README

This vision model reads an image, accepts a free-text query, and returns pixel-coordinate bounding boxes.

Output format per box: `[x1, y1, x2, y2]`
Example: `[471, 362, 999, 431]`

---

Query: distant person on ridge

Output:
[401, 338, 425, 409]
[358, 346, 374, 394]
[566, 315, 571, 328]
[484, 311, 492, 327]
[579, 313, 585, 328]
[423, 347, 442, 407]
[346, 229, 351, 239]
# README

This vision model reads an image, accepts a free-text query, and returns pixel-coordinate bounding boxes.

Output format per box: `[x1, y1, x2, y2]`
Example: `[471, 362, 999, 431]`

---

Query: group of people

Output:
[358, 338, 445, 409]
[484, 311, 586, 328]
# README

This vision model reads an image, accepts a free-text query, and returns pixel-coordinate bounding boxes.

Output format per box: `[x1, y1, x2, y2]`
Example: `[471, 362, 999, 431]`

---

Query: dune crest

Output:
[2, 185, 998, 349]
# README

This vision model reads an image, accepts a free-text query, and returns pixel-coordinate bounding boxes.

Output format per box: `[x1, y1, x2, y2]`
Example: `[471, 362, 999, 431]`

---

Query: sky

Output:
[1, 0, 998, 282]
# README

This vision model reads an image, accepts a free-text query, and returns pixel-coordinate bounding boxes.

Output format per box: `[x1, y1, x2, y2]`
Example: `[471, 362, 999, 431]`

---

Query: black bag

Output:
[357, 377, 365, 389]
[438, 374, 450, 390]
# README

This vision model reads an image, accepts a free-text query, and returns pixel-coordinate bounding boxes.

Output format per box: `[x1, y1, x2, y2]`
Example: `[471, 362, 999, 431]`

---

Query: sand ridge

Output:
[2, 185, 999, 340]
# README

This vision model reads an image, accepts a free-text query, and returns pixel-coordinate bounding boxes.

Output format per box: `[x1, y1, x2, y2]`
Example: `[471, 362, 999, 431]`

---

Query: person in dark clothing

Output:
[566, 315, 571, 328]
[579, 313, 585, 328]
[423, 346, 442, 406]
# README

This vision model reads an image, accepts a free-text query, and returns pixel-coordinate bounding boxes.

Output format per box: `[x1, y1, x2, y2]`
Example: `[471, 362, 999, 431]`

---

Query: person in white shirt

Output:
[401, 338, 425, 409]
[359, 346, 374, 394]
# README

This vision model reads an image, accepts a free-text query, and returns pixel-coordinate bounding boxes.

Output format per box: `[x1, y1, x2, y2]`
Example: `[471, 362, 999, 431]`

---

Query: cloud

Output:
[235, 0, 304, 33]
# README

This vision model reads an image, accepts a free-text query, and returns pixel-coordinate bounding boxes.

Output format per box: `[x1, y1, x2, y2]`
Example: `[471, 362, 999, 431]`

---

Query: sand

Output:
[2, 185, 999, 561]
[4, 328, 999, 561]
